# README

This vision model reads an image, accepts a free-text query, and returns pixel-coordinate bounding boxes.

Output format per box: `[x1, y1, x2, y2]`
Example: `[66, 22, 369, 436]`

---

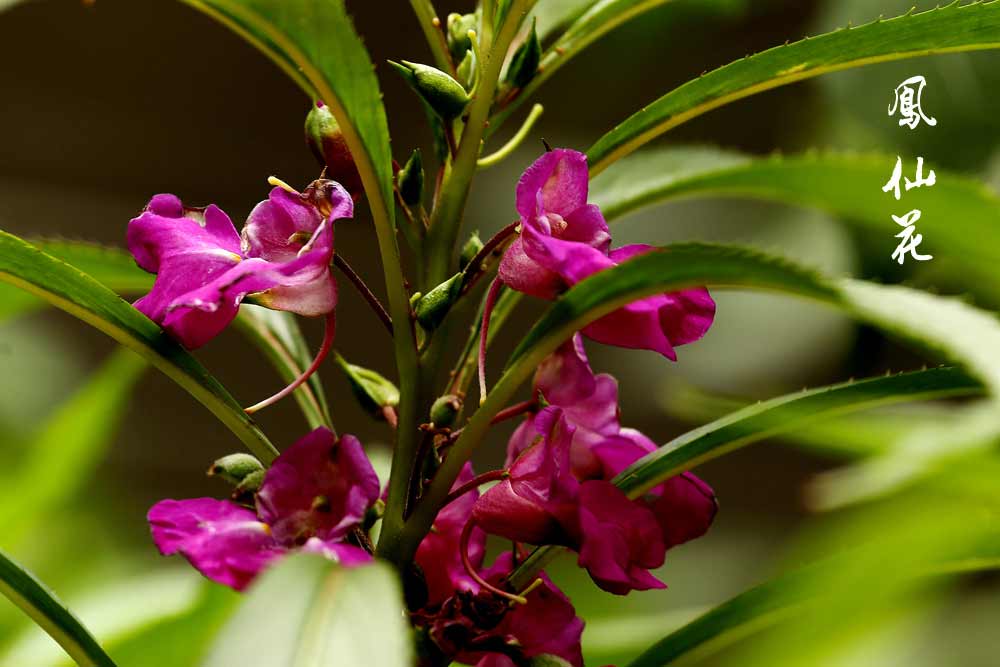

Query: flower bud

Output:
[398, 149, 424, 207]
[459, 231, 484, 270]
[390, 60, 470, 121]
[233, 469, 265, 498]
[446, 13, 477, 62]
[430, 394, 462, 428]
[335, 354, 400, 421]
[304, 101, 364, 198]
[456, 48, 477, 91]
[529, 656, 573, 667]
[207, 453, 264, 486]
[505, 18, 541, 89]
[413, 272, 463, 331]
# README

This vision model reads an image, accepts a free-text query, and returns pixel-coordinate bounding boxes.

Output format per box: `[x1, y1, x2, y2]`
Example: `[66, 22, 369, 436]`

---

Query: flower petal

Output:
[647, 472, 718, 549]
[515, 149, 591, 220]
[256, 429, 380, 544]
[301, 538, 373, 567]
[147, 498, 281, 591]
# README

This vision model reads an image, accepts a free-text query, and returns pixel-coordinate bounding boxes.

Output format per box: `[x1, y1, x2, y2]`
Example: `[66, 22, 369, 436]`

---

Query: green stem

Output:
[409, 0, 454, 73]
[423, 0, 537, 287]
[477, 103, 544, 168]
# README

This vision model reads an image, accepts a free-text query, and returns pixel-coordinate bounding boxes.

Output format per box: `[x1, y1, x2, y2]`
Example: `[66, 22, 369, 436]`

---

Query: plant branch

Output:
[477, 103, 544, 168]
[333, 253, 393, 334]
[423, 0, 538, 287]
[409, 0, 454, 73]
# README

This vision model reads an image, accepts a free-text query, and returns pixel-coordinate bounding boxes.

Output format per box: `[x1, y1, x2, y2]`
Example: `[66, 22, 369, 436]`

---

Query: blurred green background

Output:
[1, 0, 999, 665]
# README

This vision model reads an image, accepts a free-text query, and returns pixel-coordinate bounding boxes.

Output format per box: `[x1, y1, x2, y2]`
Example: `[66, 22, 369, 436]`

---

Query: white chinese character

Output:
[882, 156, 937, 200]
[891, 210, 933, 264]
[888, 75, 937, 129]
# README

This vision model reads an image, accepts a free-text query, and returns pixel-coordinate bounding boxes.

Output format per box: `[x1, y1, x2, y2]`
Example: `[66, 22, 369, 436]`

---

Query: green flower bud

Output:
[413, 272, 463, 331]
[456, 48, 477, 91]
[389, 60, 470, 121]
[459, 231, 484, 270]
[505, 18, 541, 89]
[446, 13, 477, 62]
[335, 354, 400, 421]
[398, 149, 424, 207]
[207, 453, 264, 486]
[304, 101, 363, 197]
[233, 469, 265, 498]
[430, 394, 462, 428]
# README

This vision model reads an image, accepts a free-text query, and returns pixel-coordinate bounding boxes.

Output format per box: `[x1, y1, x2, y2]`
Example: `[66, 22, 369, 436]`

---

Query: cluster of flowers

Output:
[133, 149, 717, 666]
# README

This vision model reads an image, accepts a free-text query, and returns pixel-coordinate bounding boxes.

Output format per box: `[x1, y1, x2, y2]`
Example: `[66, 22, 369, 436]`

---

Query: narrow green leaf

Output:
[201, 555, 411, 667]
[0, 550, 116, 667]
[587, 2, 1000, 174]
[591, 147, 1000, 294]
[0, 241, 151, 321]
[613, 367, 979, 497]
[0, 231, 277, 463]
[0, 349, 146, 544]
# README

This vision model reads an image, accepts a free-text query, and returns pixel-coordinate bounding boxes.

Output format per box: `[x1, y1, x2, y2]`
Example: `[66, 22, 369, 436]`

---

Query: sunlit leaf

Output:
[0, 549, 116, 667]
[587, 3, 1000, 173]
[0, 231, 277, 463]
[201, 555, 411, 667]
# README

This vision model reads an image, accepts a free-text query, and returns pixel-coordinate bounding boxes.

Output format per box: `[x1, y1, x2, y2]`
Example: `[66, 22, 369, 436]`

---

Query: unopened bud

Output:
[459, 231, 484, 270]
[456, 49, 477, 91]
[398, 149, 424, 207]
[446, 13, 477, 62]
[390, 60, 470, 121]
[335, 354, 400, 421]
[505, 18, 541, 89]
[208, 453, 264, 486]
[304, 101, 364, 198]
[413, 272, 463, 330]
[430, 394, 462, 428]
[529, 656, 573, 667]
[233, 469, 265, 498]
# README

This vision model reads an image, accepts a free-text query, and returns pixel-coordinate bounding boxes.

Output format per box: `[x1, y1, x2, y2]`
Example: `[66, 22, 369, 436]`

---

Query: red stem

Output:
[460, 519, 526, 605]
[443, 469, 509, 506]
[245, 311, 336, 415]
[478, 278, 503, 405]
[333, 253, 393, 334]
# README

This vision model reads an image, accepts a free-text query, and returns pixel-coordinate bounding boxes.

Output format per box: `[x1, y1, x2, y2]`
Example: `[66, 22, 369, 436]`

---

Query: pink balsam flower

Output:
[147, 427, 377, 591]
[498, 149, 715, 359]
[128, 181, 350, 349]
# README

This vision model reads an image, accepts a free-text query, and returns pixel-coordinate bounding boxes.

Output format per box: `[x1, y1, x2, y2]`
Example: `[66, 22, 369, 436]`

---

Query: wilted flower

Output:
[147, 427, 378, 591]
[128, 181, 350, 349]
[497, 149, 715, 359]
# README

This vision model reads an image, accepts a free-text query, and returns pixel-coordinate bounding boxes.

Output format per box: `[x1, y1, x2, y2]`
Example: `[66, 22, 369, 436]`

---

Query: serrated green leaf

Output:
[590, 147, 1000, 295]
[0, 349, 145, 544]
[0, 241, 151, 321]
[0, 231, 277, 463]
[587, 2, 1000, 174]
[201, 555, 411, 667]
[0, 549, 116, 667]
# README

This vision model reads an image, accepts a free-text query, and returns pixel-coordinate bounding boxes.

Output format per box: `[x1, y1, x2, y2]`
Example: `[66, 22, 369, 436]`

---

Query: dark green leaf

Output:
[201, 555, 411, 667]
[613, 367, 980, 497]
[0, 549, 116, 667]
[590, 147, 1000, 297]
[0, 231, 277, 463]
[587, 2, 1000, 173]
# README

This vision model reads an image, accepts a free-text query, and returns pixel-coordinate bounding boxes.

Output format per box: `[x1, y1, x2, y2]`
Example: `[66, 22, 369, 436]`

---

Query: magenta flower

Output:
[419, 552, 585, 667]
[474, 408, 663, 593]
[415, 463, 487, 606]
[497, 149, 715, 359]
[128, 182, 350, 349]
[147, 427, 378, 591]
